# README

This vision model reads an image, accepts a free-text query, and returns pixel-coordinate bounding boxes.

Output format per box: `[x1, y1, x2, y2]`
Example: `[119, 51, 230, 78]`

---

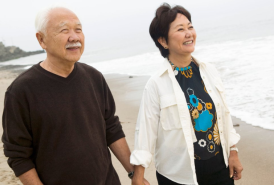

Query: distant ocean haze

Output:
[1, 0, 273, 52]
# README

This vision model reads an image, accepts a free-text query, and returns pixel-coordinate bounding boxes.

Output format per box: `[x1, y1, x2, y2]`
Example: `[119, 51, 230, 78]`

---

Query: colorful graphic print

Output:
[206, 131, 213, 142]
[213, 122, 221, 145]
[198, 139, 206, 147]
[206, 103, 212, 110]
[187, 89, 206, 114]
[192, 109, 199, 119]
[194, 110, 213, 132]
[187, 88, 214, 132]
[175, 64, 220, 159]
[207, 141, 215, 153]
[201, 80, 208, 94]
[206, 130, 216, 153]
[194, 154, 201, 160]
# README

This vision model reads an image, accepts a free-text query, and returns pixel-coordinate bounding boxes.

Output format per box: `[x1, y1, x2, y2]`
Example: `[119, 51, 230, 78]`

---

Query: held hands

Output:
[131, 177, 150, 185]
[228, 151, 243, 180]
[131, 165, 150, 185]
[143, 178, 150, 185]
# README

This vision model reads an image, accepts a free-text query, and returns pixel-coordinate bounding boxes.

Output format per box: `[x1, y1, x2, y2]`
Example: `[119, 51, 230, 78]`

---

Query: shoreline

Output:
[0, 71, 273, 184]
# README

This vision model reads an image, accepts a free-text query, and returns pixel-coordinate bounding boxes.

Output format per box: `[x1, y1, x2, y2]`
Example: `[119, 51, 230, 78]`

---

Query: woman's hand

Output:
[143, 178, 150, 185]
[131, 178, 143, 185]
[131, 165, 150, 185]
[132, 178, 150, 185]
[228, 150, 243, 180]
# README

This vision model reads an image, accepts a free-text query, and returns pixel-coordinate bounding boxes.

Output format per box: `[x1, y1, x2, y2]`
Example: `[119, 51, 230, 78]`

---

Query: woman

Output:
[130, 3, 243, 185]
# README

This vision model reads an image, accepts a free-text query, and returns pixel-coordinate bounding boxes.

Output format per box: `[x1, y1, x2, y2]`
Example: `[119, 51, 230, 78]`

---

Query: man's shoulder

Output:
[77, 62, 101, 74]
[7, 64, 40, 94]
[76, 62, 108, 86]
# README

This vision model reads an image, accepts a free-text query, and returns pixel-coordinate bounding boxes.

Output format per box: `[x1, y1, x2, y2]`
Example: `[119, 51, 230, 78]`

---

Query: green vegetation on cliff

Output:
[0, 42, 44, 62]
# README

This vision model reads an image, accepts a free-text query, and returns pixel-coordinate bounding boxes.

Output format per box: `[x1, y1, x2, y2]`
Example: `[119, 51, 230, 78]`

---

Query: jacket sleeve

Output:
[208, 63, 241, 147]
[102, 77, 125, 146]
[226, 112, 240, 147]
[130, 79, 160, 168]
[2, 91, 35, 177]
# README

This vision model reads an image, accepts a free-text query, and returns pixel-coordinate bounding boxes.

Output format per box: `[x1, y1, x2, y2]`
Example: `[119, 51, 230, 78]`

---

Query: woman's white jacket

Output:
[130, 57, 240, 185]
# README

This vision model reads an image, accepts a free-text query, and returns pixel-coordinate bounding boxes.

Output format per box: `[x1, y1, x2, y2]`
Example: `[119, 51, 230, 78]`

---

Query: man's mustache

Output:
[65, 42, 82, 49]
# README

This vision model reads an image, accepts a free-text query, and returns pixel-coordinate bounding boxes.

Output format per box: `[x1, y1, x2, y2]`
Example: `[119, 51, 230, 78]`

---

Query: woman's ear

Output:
[158, 37, 168, 49]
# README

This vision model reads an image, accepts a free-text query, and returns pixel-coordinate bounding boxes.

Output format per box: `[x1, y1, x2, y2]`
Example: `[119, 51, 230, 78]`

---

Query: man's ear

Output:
[158, 37, 168, 49]
[36, 32, 47, 50]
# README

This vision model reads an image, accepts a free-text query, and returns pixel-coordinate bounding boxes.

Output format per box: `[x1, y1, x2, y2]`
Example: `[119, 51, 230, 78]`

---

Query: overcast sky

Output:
[0, 0, 273, 51]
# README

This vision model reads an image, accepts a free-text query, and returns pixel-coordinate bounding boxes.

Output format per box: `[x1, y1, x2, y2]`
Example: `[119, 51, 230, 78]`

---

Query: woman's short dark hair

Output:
[149, 3, 191, 58]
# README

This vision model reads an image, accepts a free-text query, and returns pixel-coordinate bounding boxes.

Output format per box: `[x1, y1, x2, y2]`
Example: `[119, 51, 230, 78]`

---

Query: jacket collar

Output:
[157, 56, 206, 77]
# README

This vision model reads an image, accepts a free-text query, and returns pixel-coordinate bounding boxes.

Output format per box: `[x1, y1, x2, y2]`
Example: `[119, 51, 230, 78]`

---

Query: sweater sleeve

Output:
[102, 78, 125, 146]
[2, 91, 35, 177]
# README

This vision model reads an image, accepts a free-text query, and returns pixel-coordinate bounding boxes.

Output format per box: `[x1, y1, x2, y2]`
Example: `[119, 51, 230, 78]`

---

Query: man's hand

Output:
[229, 151, 243, 180]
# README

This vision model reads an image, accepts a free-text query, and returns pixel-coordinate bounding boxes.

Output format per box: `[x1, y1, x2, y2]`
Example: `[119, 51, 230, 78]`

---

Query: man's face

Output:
[42, 8, 85, 64]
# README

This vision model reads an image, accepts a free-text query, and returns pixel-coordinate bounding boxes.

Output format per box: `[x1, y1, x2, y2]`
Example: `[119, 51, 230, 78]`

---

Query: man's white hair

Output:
[35, 3, 73, 34]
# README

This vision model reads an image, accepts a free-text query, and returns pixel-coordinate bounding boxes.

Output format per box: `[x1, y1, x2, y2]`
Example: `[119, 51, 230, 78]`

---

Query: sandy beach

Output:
[0, 71, 274, 185]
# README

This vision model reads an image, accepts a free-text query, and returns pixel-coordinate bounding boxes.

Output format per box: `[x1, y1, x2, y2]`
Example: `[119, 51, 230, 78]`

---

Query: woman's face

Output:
[165, 13, 196, 56]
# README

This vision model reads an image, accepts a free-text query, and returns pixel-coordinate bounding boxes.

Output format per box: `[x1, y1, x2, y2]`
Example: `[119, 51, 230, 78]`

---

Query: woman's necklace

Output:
[168, 58, 193, 78]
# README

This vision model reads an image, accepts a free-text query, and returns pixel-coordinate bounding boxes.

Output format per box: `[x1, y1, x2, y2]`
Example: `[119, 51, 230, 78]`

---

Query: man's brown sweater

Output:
[2, 62, 125, 185]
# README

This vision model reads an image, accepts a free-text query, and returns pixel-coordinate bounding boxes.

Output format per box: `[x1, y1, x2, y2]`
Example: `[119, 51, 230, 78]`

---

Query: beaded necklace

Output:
[168, 58, 193, 78]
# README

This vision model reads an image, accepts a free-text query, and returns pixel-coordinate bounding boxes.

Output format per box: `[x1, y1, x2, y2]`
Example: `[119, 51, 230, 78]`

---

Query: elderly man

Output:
[2, 5, 144, 185]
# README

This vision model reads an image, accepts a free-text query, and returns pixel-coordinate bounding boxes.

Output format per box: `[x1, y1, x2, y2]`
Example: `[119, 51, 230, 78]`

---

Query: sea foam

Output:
[88, 35, 274, 130]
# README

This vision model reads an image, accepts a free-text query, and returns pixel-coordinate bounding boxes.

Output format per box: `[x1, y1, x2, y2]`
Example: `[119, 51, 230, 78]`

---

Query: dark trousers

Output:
[156, 150, 234, 185]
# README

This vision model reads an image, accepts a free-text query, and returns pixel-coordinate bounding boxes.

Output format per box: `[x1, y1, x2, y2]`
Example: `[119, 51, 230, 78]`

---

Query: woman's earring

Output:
[164, 46, 168, 49]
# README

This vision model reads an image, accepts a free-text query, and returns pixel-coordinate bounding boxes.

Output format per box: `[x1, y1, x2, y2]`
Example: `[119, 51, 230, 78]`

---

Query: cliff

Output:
[0, 42, 44, 62]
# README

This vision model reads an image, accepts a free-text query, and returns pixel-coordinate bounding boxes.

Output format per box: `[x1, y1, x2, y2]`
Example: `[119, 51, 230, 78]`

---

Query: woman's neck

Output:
[168, 54, 192, 67]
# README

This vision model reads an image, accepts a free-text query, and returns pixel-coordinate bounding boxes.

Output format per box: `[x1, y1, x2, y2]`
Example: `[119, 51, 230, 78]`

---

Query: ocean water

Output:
[86, 36, 274, 130]
[1, 35, 273, 130]
[195, 36, 274, 130]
